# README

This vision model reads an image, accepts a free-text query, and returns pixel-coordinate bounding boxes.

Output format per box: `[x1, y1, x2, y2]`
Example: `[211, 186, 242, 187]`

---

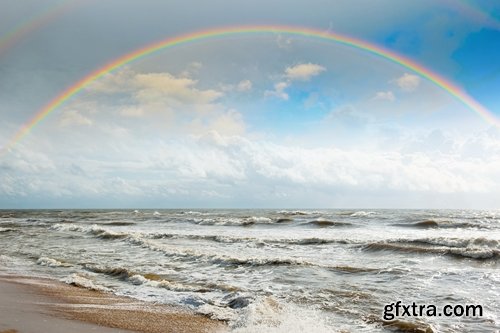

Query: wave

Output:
[83, 264, 135, 280]
[281, 238, 351, 245]
[51, 223, 355, 249]
[83, 264, 237, 293]
[37, 256, 70, 267]
[62, 273, 110, 291]
[2, 219, 49, 227]
[247, 216, 273, 224]
[95, 221, 137, 226]
[149, 233, 254, 245]
[179, 210, 211, 215]
[349, 211, 376, 217]
[0, 227, 15, 233]
[410, 237, 499, 249]
[147, 232, 356, 249]
[393, 219, 490, 229]
[394, 220, 439, 228]
[136, 275, 240, 293]
[276, 210, 322, 216]
[89, 227, 128, 239]
[364, 314, 434, 333]
[127, 234, 313, 268]
[150, 279, 212, 292]
[303, 220, 353, 228]
[362, 238, 499, 260]
[127, 235, 400, 275]
[51, 223, 86, 232]
[189, 216, 274, 226]
[226, 298, 335, 333]
[51, 223, 128, 239]
[275, 218, 294, 223]
[146, 232, 358, 249]
[328, 265, 380, 274]
[382, 319, 434, 333]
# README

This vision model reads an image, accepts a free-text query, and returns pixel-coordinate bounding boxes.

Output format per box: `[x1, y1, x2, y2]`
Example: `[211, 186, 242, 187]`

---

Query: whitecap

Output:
[62, 273, 110, 292]
[36, 257, 69, 267]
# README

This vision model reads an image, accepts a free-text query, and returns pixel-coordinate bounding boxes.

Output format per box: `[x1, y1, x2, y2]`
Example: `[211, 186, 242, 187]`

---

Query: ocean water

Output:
[0, 209, 498, 332]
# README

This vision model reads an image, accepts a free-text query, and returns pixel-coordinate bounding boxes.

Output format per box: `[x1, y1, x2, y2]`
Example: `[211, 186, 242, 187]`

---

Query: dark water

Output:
[0, 209, 498, 332]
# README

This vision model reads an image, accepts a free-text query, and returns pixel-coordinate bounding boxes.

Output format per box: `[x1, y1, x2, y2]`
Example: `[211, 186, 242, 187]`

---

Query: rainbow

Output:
[2, 25, 499, 154]
[0, 1, 80, 55]
[451, 0, 500, 29]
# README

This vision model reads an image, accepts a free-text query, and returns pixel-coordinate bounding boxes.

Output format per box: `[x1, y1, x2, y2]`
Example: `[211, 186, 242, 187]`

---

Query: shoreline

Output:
[0, 274, 226, 333]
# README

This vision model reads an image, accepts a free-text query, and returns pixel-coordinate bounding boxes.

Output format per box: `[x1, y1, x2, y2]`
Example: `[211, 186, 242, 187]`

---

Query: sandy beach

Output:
[0, 275, 225, 333]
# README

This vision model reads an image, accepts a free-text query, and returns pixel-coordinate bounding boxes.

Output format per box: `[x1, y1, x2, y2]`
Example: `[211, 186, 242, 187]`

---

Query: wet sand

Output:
[0, 275, 225, 333]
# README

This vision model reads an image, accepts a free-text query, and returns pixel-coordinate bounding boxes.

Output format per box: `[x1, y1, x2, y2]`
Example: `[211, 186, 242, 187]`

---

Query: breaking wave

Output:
[62, 273, 110, 291]
[37, 257, 70, 267]
[276, 210, 324, 216]
[362, 237, 499, 260]
[191, 216, 274, 226]
[51, 223, 128, 239]
[349, 211, 376, 217]
[82, 264, 237, 293]
[50, 223, 357, 249]
[129, 235, 310, 267]
[227, 299, 335, 333]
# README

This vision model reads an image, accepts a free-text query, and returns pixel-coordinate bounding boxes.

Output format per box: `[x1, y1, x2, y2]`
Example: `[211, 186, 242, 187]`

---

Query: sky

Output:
[0, 0, 499, 209]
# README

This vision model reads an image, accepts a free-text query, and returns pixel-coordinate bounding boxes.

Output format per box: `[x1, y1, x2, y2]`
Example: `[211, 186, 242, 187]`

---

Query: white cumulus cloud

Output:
[373, 91, 396, 101]
[265, 63, 325, 100]
[285, 63, 326, 81]
[264, 81, 290, 100]
[395, 73, 421, 91]
[236, 80, 252, 92]
[133, 72, 223, 105]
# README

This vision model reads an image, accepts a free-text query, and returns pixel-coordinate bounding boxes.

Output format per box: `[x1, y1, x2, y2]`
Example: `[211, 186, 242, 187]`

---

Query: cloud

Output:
[265, 63, 325, 100]
[85, 69, 223, 109]
[133, 72, 223, 106]
[180, 61, 203, 78]
[119, 106, 144, 117]
[85, 67, 135, 94]
[395, 73, 421, 91]
[325, 104, 372, 125]
[373, 91, 396, 101]
[285, 63, 326, 81]
[236, 80, 252, 92]
[219, 79, 252, 93]
[188, 109, 246, 136]
[189, 134, 499, 194]
[208, 110, 246, 135]
[264, 81, 289, 100]
[59, 110, 92, 127]
[59, 67, 250, 141]
[3, 128, 500, 207]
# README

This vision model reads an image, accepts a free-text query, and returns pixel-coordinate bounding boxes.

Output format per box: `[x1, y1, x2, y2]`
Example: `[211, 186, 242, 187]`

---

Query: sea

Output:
[0, 209, 498, 332]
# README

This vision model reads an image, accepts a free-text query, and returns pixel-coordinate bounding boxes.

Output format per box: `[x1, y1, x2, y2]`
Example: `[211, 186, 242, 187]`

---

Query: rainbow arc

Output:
[2, 25, 499, 154]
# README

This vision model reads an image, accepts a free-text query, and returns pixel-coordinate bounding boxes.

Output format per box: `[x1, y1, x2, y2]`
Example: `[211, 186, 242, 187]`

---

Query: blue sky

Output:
[0, 0, 499, 208]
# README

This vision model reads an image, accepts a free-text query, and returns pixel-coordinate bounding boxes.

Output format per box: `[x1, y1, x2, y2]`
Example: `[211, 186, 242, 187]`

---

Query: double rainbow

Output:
[2, 25, 499, 154]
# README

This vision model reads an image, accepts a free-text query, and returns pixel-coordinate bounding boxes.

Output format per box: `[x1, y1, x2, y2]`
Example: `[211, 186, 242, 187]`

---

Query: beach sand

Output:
[0, 275, 226, 333]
